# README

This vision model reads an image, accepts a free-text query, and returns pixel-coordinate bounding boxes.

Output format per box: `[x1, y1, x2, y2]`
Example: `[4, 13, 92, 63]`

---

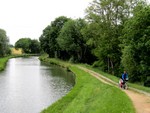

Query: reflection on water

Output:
[0, 57, 75, 113]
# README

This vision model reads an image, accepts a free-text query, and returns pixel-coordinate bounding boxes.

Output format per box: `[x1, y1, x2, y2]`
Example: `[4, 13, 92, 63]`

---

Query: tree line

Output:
[1, 0, 149, 86]
[39, 0, 150, 86]
[15, 38, 41, 54]
[0, 29, 41, 56]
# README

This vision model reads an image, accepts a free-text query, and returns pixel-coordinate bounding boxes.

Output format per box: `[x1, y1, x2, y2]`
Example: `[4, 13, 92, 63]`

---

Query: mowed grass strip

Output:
[41, 58, 135, 113]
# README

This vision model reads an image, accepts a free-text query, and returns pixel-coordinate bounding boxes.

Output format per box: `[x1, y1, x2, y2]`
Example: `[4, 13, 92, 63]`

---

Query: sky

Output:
[0, 0, 93, 45]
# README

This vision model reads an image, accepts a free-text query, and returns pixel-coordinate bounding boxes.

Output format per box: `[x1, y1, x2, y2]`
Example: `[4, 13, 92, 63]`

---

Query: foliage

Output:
[30, 39, 41, 54]
[0, 29, 10, 57]
[121, 3, 150, 83]
[84, 0, 138, 74]
[15, 38, 40, 54]
[39, 25, 52, 56]
[15, 38, 31, 53]
[57, 18, 92, 63]
[39, 16, 70, 58]
[39, 0, 150, 84]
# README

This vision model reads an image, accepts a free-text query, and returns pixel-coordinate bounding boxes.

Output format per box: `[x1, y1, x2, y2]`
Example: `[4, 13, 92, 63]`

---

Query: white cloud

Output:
[0, 0, 93, 45]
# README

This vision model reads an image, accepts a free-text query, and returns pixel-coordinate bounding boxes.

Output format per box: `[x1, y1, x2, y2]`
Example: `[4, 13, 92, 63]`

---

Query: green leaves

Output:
[57, 19, 89, 62]
[121, 4, 150, 83]
[39, 16, 70, 58]
[15, 38, 40, 54]
[0, 29, 10, 57]
[85, 0, 132, 74]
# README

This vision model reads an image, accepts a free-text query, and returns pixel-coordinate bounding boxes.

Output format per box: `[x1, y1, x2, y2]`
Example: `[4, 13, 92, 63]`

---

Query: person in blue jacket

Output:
[122, 71, 128, 83]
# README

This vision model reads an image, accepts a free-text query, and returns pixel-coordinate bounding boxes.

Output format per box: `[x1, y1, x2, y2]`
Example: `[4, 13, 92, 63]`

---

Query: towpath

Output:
[78, 66, 150, 113]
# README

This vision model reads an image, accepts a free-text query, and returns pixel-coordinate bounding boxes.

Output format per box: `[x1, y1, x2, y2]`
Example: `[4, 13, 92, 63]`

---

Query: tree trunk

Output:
[108, 57, 110, 73]
[110, 59, 114, 75]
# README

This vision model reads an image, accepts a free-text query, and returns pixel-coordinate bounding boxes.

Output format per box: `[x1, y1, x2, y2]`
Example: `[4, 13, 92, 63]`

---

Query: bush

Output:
[144, 78, 150, 87]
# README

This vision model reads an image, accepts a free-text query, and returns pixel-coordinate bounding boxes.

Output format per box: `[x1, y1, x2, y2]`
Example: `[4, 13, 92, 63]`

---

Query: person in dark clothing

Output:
[122, 71, 128, 81]
[119, 71, 128, 88]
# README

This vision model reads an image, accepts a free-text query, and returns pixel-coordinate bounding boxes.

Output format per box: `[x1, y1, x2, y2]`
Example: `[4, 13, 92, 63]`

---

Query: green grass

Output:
[0, 56, 11, 71]
[78, 64, 150, 93]
[40, 57, 135, 113]
[128, 83, 150, 93]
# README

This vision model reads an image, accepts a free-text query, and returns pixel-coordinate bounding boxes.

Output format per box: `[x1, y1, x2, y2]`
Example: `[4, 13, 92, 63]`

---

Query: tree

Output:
[85, 0, 139, 74]
[121, 3, 150, 83]
[30, 39, 41, 54]
[39, 25, 52, 57]
[0, 29, 10, 57]
[15, 38, 32, 53]
[57, 18, 90, 62]
[39, 16, 70, 58]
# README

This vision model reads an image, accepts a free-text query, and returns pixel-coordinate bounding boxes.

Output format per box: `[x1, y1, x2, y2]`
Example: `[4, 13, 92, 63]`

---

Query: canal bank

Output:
[39, 57, 135, 113]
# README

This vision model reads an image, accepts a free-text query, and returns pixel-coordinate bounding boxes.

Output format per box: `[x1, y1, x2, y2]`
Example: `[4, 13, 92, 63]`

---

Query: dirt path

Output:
[78, 66, 150, 113]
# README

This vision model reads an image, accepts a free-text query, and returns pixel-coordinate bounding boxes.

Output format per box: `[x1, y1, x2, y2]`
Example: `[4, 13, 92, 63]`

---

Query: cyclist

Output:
[119, 71, 128, 88]
[122, 71, 128, 82]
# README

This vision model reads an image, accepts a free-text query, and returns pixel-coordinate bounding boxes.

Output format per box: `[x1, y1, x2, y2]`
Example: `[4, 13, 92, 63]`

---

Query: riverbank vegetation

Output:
[15, 38, 41, 54]
[0, 29, 11, 57]
[40, 57, 135, 113]
[39, 0, 150, 87]
[0, 56, 11, 71]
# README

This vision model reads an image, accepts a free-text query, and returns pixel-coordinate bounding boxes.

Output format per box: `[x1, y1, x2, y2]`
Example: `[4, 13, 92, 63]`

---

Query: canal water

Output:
[0, 57, 75, 113]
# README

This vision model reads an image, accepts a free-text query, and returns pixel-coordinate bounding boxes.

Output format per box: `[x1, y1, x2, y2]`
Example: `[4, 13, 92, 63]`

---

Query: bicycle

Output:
[119, 79, 128, 89]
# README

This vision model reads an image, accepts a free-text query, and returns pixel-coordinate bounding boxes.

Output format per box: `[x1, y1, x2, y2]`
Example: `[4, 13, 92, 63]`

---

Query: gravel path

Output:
[78, 66, 150, 113]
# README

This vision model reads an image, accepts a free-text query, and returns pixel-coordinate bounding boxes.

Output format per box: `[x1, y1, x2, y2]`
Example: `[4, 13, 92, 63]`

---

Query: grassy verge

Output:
[0, 56, 12, 71]
[78, 64, 150, 93]
[40, 57, 135, 113]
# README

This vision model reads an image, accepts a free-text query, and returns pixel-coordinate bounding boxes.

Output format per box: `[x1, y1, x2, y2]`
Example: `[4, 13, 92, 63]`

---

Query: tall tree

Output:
[121, 2, 150, 83]
[39, 25, 52, 57]
[85, 0, 139, 74]
[57, 18, 90, 62]
[0, 29, 10, 57]
[39, 16, 70, 58]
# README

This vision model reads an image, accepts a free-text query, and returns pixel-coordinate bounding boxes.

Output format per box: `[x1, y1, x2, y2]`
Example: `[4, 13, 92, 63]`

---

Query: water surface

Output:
[0, 57, 74, 113]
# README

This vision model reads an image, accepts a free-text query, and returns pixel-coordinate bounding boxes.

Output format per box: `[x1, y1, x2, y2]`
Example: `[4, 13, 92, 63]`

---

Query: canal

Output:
[0, 57, 75, 113]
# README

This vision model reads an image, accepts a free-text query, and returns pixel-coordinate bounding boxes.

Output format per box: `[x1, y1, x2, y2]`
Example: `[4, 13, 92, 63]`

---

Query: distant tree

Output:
[0, 29, 10, 57]
[9, 44, 14, 48]
[15, 38, 32, 53]
[30, 39, 41, 54]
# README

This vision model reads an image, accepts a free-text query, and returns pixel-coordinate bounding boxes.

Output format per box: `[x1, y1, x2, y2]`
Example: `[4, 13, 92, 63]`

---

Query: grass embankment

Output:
[0, 56, 12, 71]
[40, 57, 135, 113]
[79, 64, 150, 93]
